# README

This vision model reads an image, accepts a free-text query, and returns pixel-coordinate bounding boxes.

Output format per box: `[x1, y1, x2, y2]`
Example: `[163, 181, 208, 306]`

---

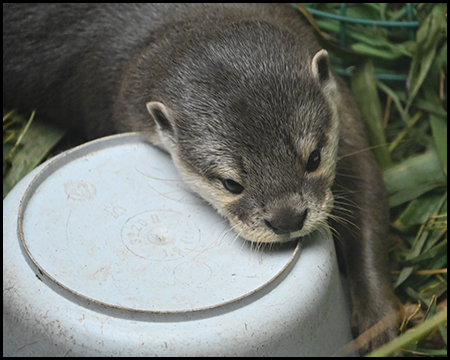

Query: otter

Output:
[3, 3, 399, 353]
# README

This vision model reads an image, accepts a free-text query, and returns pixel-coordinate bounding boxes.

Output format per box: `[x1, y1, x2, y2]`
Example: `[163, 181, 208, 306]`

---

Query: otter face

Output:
[171, 141, 337, 244]
[147, 49, 341, 244]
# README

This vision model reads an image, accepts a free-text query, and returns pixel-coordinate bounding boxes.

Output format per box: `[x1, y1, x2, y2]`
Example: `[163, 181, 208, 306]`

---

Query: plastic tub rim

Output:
[16, 132, 303, 318]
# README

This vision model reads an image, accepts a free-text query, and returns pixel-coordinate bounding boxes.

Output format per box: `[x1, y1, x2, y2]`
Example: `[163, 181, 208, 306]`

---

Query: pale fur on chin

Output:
[228, 190, 334, 244]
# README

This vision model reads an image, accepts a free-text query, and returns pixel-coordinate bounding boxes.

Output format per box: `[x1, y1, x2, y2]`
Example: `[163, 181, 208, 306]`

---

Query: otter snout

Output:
[264, 208, 308, 235]
[264, 193, 309, 235]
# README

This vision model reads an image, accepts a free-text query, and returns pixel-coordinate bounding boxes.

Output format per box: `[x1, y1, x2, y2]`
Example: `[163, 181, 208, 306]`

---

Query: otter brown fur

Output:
[3, 3, 399, 353]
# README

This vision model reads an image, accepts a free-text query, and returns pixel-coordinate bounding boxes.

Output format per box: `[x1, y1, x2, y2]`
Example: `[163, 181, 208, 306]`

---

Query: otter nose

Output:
[264, 209, 308, 235]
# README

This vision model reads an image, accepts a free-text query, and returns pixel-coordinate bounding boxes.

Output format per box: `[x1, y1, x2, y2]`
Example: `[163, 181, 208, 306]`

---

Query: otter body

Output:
[3, 3, 398, 352]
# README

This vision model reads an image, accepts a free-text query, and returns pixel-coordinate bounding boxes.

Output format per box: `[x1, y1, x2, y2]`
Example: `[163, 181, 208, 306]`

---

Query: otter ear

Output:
[146, 101, 176, 137]
[146, 101, 178, 153]
[311, 49, 332, 84]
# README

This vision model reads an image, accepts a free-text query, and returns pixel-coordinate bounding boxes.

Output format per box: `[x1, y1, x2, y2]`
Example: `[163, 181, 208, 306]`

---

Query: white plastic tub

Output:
[3, 133, 353, 356]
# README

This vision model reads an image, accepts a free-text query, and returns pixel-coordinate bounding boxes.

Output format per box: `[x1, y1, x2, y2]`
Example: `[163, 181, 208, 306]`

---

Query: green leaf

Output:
[3, 121, 65, 198]
[430, 114, 447, 177]
[407, 4, 447, 109]
[366, 310, 448, 357]
[393, 192, 444, 230]
[351, 59, 390, 169]
[383, 149, 446, 206]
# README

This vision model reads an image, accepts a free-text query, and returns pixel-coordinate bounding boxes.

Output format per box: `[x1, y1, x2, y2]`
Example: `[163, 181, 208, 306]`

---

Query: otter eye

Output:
[306, 149, 321, 172]
[220, 178, 244, 194]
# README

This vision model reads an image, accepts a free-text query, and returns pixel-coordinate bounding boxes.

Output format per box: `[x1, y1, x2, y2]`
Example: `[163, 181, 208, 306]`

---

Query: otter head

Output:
[145, 32, 340, 244]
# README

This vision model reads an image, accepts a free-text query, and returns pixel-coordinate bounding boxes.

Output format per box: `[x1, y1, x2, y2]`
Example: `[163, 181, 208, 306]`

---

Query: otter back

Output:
[3, 3, 319, 138]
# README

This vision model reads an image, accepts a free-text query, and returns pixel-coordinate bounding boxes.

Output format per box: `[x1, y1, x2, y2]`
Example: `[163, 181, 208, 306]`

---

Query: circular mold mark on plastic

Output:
[121, 210, 201, 261]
